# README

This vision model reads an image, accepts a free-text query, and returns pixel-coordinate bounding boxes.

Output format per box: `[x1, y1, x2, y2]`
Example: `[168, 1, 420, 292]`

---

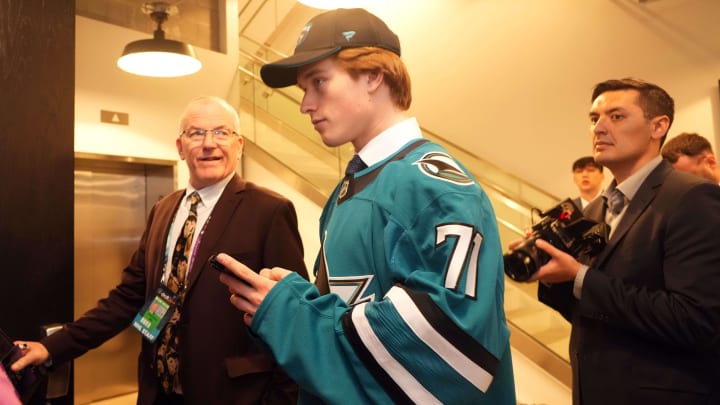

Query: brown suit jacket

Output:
[43, 174, 308, 404]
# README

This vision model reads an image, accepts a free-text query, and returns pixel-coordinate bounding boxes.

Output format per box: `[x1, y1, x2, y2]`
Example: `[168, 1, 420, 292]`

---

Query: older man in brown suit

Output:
[12, 96, 308, 404]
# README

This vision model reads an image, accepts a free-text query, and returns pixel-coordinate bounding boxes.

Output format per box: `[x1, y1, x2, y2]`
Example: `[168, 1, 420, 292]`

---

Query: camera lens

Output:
[503, 235, 551, 282]
[503, 248, 539, 282]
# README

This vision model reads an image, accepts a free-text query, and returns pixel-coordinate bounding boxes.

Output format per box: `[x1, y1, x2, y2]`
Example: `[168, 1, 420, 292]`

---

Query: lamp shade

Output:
[118, 37, 202, 78]
[297, 0, 373, 9]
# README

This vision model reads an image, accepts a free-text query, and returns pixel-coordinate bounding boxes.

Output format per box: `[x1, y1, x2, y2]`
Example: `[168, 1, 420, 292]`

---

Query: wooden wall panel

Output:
[0, 0, 75, 349]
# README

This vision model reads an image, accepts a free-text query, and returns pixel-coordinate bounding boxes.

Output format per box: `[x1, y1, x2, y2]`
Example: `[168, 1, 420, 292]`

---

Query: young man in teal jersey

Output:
[217, 8, 516, 404]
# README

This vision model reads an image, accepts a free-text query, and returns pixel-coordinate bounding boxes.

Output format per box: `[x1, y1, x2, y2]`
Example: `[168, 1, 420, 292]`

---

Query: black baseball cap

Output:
[260, 8, 401, 88]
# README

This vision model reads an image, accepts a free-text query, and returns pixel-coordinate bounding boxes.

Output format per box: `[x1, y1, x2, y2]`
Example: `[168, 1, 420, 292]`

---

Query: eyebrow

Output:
[185, 125, 230, 130]
[589, 106, 625, 118]
[298, 66, 325, 85]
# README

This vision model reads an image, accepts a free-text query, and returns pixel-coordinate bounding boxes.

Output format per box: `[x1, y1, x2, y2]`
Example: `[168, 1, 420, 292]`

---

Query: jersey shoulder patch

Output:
[413, 151, 474, 185]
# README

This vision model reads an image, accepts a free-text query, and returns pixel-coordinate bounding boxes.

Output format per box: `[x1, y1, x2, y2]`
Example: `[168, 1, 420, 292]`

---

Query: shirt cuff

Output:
[573, 264, 590, 299]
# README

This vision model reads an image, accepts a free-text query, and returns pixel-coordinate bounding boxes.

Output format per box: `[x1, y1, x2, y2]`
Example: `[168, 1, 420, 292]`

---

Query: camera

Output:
[503, 199, 608, 282]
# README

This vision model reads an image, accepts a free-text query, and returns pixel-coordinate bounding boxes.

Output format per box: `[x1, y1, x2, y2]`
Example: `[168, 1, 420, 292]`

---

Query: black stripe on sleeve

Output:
[341, 308, 415, 405]
[399, 285, 500, 376]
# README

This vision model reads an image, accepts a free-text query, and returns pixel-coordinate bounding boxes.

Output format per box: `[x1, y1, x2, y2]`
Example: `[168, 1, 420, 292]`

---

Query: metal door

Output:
[73, 155, 174, 404]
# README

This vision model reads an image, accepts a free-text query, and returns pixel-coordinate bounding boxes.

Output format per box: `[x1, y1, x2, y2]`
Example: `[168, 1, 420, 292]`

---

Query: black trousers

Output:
[154, 392, 184, 405]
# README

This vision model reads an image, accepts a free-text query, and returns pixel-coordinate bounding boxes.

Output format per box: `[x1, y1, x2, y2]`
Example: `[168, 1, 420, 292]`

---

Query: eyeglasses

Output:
[181, 128, 239, 144]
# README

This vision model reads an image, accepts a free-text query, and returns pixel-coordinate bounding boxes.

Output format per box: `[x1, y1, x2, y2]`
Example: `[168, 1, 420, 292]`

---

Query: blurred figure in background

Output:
[661, 132, 720, 183]
[571, 156, 604, 210]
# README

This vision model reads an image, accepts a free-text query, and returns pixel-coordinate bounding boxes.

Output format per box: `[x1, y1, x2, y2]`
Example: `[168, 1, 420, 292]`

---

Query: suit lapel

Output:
[584, 196, 605, 223]
[185, 174, 246, 290]
[150, 191, 184, 291]
[591, 161, 671, 269]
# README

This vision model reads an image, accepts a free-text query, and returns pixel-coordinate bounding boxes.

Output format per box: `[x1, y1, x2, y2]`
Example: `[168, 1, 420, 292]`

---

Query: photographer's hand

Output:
[530, 239, 583, 283]
[506, 238, 525, 251]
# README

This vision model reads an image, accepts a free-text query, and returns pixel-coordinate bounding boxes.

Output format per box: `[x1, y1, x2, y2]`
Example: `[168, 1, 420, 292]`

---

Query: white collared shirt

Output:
[161, 173, 234, 283]
[580, 190, 603, 210]
[356, 117, 423, 166]
[606, 155, 663, 238]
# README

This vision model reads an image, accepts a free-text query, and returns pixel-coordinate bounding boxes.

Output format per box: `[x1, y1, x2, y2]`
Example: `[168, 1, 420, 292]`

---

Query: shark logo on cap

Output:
[342, 30, 356, 42]
[296, 22, 313, 47]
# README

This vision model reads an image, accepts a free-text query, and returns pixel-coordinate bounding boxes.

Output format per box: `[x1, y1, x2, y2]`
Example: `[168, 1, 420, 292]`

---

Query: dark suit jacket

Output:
[539, 160, 720, 404]
[42, 174, 308, 404]
[572, 196, 583, 212]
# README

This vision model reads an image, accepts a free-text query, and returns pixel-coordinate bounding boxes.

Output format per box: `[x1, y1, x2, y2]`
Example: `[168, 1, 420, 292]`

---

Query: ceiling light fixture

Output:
[297, 0, 372, 10]
[117, 1, 202, 78]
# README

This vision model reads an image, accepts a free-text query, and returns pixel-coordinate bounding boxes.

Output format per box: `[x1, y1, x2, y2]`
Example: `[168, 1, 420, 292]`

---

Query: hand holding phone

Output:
[209, 254, 250, 286]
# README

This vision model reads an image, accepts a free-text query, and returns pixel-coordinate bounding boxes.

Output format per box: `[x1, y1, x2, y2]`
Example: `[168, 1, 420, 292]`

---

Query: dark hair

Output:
[661, 132, 713, 163]
[591, 78, 674, 145]
[572, 156, 603, 172]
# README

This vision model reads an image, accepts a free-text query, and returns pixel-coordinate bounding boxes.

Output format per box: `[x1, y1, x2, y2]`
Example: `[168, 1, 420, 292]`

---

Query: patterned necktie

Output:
[157, 191, 201, 394]
[345, 154, 367, 176]
[606, 188, 626, 224]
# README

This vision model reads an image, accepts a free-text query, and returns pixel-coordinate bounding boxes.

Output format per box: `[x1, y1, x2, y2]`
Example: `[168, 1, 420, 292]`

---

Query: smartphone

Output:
[208, 254, 250, 286]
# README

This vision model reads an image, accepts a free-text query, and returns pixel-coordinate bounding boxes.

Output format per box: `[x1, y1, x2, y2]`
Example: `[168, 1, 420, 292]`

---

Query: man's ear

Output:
[176, 138, 185, 160]
[237, 136, 244, 159]
[705, 152, 717, 169]
[366, 71, 384, 92]
[650, 115, 670, 142]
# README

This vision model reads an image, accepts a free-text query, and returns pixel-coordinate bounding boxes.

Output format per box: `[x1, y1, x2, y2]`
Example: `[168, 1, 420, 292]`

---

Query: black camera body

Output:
[503, 199, 608, 282]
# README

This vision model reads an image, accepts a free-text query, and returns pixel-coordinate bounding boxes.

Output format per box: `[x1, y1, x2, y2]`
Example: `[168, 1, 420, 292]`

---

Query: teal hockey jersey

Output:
[251, 140, 516, 404]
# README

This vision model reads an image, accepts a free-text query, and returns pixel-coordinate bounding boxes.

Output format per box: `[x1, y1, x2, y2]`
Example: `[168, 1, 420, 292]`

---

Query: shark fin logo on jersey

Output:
[329, 275, 375, 305]
[414, 152, 474, 185]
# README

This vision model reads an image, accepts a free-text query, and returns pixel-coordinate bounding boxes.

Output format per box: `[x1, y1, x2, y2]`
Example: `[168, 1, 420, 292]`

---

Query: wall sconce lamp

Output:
[117, 1, 202, 78]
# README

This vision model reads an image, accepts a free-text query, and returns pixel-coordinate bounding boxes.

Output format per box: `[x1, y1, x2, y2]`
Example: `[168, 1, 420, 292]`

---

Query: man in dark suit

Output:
[529, 79, 720, 404]
[11, 96, 308, 404]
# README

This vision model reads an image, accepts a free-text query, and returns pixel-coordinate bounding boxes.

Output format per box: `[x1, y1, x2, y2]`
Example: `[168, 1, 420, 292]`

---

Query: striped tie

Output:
[606, 188, 625, 224]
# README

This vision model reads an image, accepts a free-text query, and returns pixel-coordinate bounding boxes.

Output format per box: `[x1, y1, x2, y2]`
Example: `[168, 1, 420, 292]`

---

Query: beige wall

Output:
[74, 0, 240, 188]
[74, 1, 325, 270]
[75, 0, 720, 209]
[360, 0, 720, 199]
[245, 0, 720, 200]
[77, 1, 720, 203]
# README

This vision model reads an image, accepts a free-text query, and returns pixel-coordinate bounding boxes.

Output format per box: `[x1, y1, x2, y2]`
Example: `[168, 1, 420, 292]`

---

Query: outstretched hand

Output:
[10, 341, 49, 372]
